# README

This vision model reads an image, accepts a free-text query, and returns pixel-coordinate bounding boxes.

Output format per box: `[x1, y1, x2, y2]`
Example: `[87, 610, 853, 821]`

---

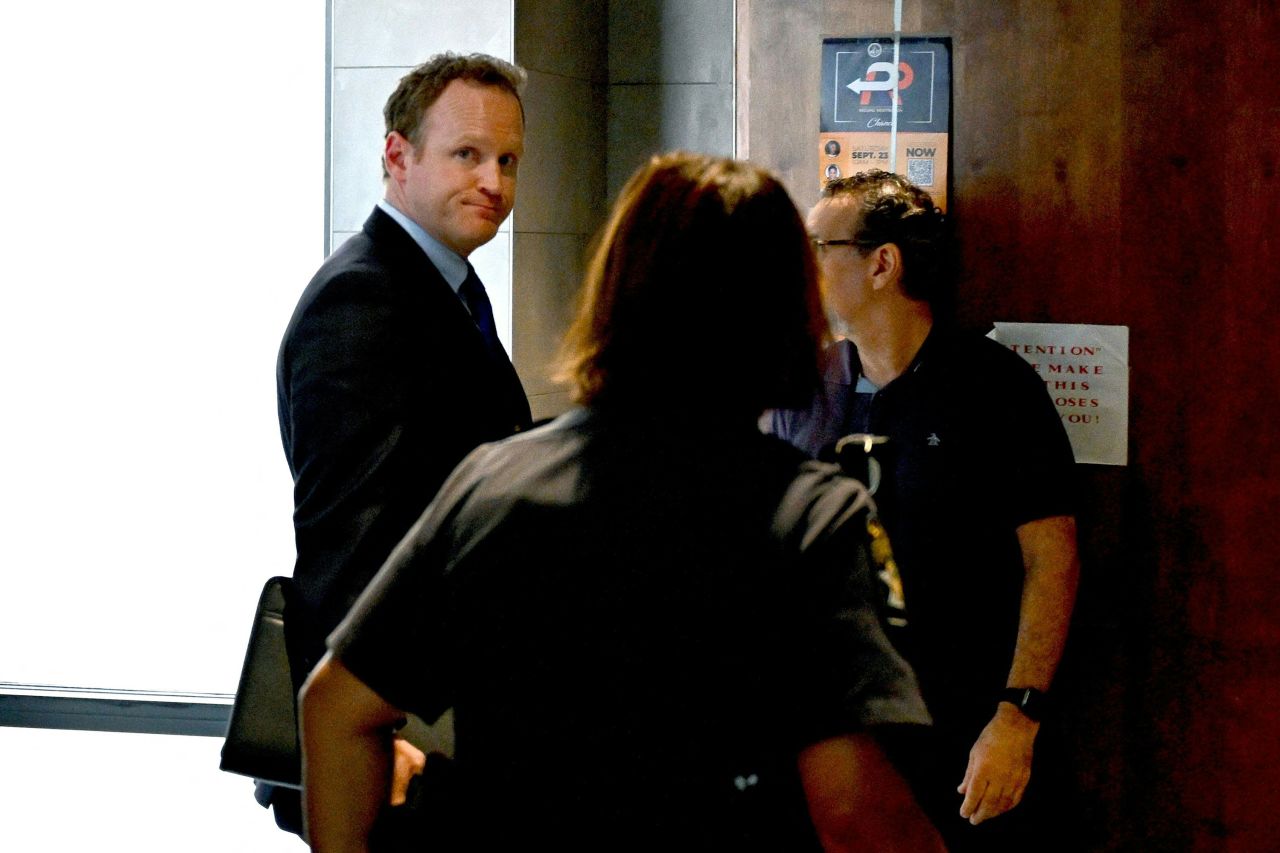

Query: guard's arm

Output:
[300, 653, 405, 852]
[801, 733, 946, 852]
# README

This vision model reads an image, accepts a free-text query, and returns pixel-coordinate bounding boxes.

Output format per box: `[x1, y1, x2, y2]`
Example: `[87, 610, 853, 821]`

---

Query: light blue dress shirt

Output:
[376, 199, 468, 297]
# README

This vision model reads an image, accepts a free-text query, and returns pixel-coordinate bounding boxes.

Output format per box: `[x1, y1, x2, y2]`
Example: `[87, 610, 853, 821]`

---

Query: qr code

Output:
[906, 158, 935, 187]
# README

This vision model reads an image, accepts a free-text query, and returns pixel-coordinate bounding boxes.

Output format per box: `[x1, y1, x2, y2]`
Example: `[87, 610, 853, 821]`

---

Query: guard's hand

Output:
[389, 736, 427, 806]
[957, 704, 1038, 824]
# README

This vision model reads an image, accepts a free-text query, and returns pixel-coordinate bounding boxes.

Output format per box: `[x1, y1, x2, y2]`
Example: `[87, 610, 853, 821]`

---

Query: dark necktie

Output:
[459, 264, 505, 358]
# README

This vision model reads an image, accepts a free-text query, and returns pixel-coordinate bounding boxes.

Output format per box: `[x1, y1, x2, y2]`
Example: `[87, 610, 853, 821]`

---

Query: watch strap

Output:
[999, 686, 1047, 721]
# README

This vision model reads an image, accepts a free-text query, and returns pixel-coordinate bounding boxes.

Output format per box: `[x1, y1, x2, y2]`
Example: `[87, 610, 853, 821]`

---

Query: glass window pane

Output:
[0, 2, 324, 692]
[0, 726, 303, 850]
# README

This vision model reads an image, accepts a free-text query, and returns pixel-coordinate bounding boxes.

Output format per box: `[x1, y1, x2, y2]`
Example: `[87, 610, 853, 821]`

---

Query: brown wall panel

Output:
[744, 1, 1280, 848]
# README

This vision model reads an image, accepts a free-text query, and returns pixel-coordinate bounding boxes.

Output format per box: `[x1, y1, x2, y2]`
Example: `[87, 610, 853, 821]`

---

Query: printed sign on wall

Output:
[989, 323, 1131, 466]
[820, 37, 952, 211]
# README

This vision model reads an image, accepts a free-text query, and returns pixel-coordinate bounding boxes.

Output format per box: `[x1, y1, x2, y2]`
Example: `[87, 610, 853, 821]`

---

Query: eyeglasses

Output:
[810, 237, 862, 249]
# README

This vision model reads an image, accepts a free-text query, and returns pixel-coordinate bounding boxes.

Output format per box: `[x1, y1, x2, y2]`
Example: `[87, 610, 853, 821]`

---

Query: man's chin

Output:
[471, 221, 502, 243]
[452, 225, 500, 257]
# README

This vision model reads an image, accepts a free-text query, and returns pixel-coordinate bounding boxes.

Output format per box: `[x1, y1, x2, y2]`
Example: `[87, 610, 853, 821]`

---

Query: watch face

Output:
[1002, 687, 1046, 721]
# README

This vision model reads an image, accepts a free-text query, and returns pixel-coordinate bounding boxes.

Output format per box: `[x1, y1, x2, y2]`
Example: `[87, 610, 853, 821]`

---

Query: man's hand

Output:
[390, 736, 427, 806]
[957, 704, 1038, 824]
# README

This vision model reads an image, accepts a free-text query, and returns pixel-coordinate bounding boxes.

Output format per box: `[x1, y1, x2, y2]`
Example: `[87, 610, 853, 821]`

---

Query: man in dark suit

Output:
[266, 52, 533, 835]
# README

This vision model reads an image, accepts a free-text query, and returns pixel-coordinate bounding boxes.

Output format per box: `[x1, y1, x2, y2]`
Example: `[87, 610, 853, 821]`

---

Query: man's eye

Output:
[454, 149, 474, 160]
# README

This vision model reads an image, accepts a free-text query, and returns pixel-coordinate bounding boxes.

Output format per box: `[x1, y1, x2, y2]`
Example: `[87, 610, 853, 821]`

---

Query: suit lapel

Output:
[363, 208, 531, 429]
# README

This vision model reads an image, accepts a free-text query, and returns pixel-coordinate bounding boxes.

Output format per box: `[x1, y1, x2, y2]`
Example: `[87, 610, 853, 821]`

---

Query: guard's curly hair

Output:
[822, 170, 949, 305]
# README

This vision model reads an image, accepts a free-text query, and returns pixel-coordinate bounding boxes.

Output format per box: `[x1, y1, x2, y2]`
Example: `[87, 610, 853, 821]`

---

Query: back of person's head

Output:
[381, 52, 527, 177]
[821, 170, 948, 306]
[558, 152, 827, 415]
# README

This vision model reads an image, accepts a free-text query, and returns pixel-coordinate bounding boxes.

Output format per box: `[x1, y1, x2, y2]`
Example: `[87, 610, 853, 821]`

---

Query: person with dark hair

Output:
[771, 170, 1080, 851]
[270, 51, 532, 835]
[299, 153, 944, 851]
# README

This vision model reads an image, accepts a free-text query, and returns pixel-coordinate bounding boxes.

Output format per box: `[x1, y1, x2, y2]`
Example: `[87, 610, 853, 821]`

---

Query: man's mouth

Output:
[468, 203, 503, 222]
[460, 197, 499, 213]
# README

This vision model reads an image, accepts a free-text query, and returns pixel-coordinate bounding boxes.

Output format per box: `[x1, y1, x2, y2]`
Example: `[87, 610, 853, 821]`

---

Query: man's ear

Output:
[384, 131, 412, 181]
[869, 243, 904, 291]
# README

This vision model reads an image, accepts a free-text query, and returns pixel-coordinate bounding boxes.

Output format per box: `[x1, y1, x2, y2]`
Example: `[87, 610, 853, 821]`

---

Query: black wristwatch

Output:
[999, 687, 1048, 721]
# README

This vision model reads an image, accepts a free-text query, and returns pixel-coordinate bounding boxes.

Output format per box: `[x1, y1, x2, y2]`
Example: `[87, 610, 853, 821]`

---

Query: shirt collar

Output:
[377, 199, 468, 294]
[824, 338, 859, 386]
[901, 324, 946, 377]
[842, 324, 946, 391]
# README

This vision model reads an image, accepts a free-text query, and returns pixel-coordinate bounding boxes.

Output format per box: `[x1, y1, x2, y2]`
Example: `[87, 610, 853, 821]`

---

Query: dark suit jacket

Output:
[277, 206, 532, 664]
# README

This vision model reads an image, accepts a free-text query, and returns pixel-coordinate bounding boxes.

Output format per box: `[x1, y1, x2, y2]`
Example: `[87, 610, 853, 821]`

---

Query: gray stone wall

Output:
[514, 1, 608, 419]
[607, 0, 736, 200]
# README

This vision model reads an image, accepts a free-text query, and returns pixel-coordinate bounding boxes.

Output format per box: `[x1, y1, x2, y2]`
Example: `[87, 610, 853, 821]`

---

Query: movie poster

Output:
[820, 37, 951, 211]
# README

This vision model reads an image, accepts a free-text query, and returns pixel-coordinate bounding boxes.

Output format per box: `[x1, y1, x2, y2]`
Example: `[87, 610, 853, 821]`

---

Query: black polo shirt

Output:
[773, 327, 1076, 725]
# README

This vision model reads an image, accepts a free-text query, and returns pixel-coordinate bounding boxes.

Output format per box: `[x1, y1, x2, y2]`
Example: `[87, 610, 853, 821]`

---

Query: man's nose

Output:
[476, 159, 503, 194]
